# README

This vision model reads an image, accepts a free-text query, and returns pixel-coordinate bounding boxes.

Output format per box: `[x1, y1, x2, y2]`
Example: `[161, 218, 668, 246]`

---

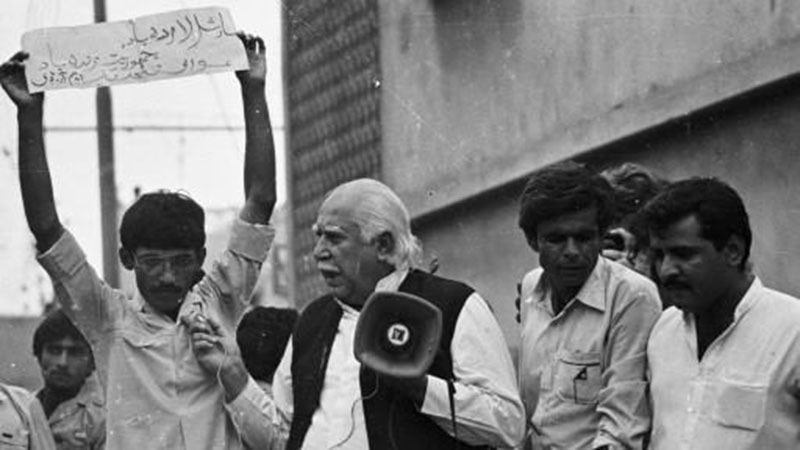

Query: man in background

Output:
[236, 306, 298, 395]
[645, 178, 800, 448]
[33, 309, 104, 449]
[516, 161, 661, 449]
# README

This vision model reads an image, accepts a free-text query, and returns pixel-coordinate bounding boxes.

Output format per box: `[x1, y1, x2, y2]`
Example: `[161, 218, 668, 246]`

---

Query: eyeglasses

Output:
[134, 252, 197, 275]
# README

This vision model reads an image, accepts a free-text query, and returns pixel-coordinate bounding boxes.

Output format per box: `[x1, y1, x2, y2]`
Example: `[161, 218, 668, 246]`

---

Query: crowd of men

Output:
[2, 30, 800, 450]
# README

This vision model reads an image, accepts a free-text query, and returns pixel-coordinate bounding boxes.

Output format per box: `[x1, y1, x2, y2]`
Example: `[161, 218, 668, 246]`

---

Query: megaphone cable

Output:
[326, 371, 381, 450]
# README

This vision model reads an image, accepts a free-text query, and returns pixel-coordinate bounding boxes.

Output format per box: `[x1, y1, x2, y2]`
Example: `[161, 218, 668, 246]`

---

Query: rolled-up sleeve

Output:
[198, 220, 275, 325]
[593, 290, 661, 449]
[225, 377, 290, 450]
[420, 294, 526, 448]
[226, 339, 293, 449]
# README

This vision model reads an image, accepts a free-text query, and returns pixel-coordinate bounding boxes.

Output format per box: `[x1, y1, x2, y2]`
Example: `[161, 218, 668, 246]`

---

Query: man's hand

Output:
[185, 314, 249, 401]
[186, 314, 239, 374]
[0, 52, 43, 110]
[379, 374, 428, 407]
[235, 32, 266, 88]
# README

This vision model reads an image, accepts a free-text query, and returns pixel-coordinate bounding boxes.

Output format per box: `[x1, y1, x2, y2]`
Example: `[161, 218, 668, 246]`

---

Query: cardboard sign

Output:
[21, 7, 249, 92]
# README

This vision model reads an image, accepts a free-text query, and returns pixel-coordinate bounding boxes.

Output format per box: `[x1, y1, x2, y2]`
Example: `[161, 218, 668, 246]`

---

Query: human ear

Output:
[119, 247, 135, 271]
[723, 235, 746, 269]
[375, 231, 395, 259]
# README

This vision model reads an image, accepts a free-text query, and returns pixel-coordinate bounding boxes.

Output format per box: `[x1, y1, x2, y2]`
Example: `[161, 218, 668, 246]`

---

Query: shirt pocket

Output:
[118, 327, 170, 349]
[553, 350, 602, 405]
[711, 373, 767, 431]
[0, 427, 28, 449]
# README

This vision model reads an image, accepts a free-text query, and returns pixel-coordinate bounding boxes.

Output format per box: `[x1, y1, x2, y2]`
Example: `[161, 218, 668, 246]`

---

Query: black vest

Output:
[287, 269, 492, 450]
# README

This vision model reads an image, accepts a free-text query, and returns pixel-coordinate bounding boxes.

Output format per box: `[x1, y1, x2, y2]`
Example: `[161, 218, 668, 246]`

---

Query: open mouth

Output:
[317, 267, 341, 283]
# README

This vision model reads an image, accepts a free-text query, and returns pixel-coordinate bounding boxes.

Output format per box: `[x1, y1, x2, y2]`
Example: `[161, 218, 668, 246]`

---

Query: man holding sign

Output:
[1, 29, 276, 450]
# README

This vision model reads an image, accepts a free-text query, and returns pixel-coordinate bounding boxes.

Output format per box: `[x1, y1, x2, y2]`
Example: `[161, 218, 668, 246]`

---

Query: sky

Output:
[0, 0, 286, 315]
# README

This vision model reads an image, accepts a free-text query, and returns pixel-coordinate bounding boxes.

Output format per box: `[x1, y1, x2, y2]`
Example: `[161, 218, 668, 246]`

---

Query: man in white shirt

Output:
[644, 177, 800, 449]
[1, 33, 277, 449]
[189, 178, 525, 449]
[516, 161, 661, 449]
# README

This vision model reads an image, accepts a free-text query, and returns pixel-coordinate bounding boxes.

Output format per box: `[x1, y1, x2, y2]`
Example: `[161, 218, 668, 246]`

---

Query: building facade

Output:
[285, 0, 800, 350]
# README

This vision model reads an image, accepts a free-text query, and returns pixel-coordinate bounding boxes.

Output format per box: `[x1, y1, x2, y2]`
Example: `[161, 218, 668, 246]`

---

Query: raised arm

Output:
[235, 33, 276, 225]
[0, 52, 64, 252]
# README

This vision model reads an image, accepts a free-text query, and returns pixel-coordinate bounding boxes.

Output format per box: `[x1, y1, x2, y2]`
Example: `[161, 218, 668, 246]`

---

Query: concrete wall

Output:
[378, 0, 800, 218]
[416, 79, 800, 349]
[0, 317, 44, 391]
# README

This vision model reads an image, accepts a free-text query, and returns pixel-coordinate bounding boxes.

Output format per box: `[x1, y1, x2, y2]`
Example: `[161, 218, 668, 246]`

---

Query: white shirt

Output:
[518, 257, 661, 449]
[38, 221, 274, 450]
[648, 277, 800, 449]
[227, 268, 526, 449]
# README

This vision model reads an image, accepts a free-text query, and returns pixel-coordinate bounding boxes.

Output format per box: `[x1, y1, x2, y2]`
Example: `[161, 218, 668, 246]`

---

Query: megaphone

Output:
[354, 291, 443, 379]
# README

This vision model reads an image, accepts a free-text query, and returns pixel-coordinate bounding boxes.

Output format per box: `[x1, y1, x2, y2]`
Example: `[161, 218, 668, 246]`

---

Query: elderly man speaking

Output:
[188, 178, 525, 450]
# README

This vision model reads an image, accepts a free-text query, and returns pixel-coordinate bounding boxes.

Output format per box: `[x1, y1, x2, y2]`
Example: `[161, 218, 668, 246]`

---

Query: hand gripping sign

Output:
[21, 6, 249, 92]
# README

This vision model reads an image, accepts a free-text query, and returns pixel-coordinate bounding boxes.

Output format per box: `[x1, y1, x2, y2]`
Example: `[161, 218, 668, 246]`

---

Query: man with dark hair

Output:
[188, 178, 524, 449]
[33, 309, 104, 449]
[644, 177, 800, 449]
[600, 163, 669, 279]
[1, 32, 276, 450]
[236, 306, 298, 394]
[517, 161, 661, 449]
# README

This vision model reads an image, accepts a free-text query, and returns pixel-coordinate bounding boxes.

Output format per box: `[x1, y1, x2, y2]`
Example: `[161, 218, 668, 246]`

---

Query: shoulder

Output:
[603, 258, 661, 310]
[649, 306, 682, 342]
[299, 294, 338, 316]
[753, 286, 800, 330]
[80, 374, 106, 409]
[405, 269, 475, 299]
[519, 267, 544, 299]
[293, 294, 339, 336]
[521, 267, 544, 291]
[0, 384, 36, 409]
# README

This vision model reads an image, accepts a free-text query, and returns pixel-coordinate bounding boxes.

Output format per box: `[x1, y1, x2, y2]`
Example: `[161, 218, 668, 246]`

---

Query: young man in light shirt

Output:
[1, 32, 276, 449]
[644, 177, 800, 449]
[516, 161, 661, 449]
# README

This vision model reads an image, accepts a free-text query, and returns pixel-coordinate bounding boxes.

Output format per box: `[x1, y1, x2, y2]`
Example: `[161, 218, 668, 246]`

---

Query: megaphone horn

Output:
[354, 291, 443, 379]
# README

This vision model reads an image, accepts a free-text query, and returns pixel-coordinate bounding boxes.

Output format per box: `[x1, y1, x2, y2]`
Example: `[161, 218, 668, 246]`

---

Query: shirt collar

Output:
[733, 276, 762, 321]
[134, 289, 197, 324]
[534, 257, 606, 313]
[375, 267, 410, 292]
[69, 372, 104, 408]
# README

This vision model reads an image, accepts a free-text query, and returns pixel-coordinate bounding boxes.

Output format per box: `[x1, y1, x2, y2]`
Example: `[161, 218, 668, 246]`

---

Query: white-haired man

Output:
[187, 178, 525, 449]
